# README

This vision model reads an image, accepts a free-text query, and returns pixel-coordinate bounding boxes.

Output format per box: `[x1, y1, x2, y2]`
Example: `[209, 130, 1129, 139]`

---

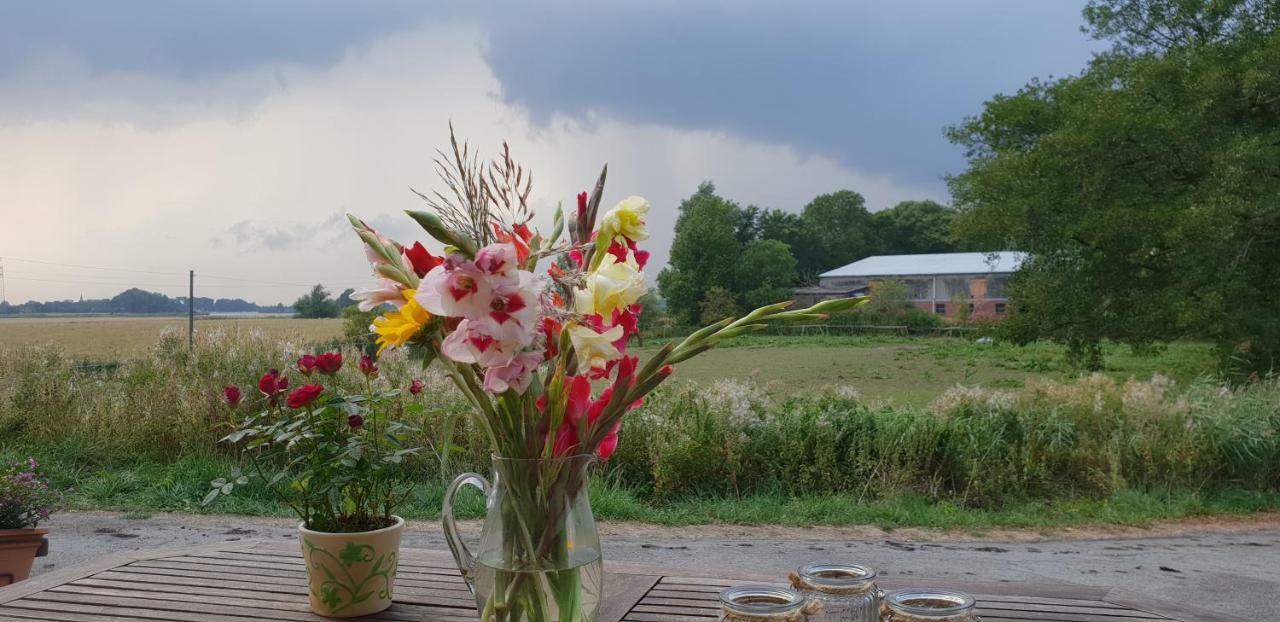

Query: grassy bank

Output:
[4, 442, 1278, 530]
[1, 331, 1276, 527]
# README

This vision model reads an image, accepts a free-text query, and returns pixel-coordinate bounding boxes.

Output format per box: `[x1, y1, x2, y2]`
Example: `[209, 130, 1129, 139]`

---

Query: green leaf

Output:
[201, 488, 222, 506]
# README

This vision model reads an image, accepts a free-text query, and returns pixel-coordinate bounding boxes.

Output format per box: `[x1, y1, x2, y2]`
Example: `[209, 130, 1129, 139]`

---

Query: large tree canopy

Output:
[947, 0, 1280, 374]
[872, 200, 964, 255]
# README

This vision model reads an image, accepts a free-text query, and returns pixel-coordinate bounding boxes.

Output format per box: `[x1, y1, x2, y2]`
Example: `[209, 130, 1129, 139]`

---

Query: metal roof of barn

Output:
[819, 251, 1025, 278]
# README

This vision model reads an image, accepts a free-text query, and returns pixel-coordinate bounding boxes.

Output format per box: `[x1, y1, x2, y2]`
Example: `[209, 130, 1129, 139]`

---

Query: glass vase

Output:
[443, 454, 603, 622]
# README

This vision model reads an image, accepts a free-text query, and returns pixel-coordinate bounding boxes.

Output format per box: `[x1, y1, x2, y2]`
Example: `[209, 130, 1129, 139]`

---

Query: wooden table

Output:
[0, 541, 1241, 621]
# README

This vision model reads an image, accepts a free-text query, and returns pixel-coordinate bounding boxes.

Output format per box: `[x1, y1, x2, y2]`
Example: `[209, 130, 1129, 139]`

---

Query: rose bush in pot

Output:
[205, 353, 422, 617]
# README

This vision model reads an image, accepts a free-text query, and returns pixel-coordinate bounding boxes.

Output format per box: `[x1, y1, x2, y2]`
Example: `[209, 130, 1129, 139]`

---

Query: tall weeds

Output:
[2, 333, 1277, 506]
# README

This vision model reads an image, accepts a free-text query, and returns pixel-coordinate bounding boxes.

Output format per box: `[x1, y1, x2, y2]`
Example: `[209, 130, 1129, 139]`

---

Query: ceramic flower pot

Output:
[298, 516, 404, 617]
[0, 527, 49, 587]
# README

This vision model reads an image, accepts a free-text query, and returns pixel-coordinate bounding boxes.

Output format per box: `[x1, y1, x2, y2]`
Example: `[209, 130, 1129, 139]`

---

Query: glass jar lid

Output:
[884, 589, 976, 620]
[720, 585, 817, 621]
[791, 562, 878, 595]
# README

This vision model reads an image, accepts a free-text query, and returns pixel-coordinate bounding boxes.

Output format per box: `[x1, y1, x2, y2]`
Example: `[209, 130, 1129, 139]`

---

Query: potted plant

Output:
[0, 458, 61, 587]
[205, 352, 421, 618]
[345, 128, 864, 620]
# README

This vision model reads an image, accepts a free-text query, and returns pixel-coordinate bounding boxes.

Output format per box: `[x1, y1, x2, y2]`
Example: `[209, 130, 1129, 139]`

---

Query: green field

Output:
[0, 316, 1218, 406]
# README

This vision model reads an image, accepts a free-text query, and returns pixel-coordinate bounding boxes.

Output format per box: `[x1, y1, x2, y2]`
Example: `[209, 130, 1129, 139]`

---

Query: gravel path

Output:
[26, 511, 1280, 620]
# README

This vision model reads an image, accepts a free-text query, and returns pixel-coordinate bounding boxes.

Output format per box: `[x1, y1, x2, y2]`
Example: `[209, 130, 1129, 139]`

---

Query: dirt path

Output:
[29, 512, 1280, 620]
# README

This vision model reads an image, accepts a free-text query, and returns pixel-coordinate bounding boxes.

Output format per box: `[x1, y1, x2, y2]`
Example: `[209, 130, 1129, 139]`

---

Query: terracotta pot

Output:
[0, 527, 49, 587]
[298, 516, 404, 618]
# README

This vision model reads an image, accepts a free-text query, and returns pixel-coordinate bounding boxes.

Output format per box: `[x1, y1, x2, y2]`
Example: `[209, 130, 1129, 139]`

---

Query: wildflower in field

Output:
[372, 290, 431, 354]
[223, 386, 242, 407]
[315, 352, 343, 375]
[287, 384, 324, 409]
[409, 378, 424, 396]
[358, 355, 378, 379]
[296, 354, 318, 376]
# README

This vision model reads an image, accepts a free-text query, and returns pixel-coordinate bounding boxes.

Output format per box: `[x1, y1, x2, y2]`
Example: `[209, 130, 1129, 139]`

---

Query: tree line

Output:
[657, 183, 969, 324]
[0, 288, 292, 315]
[948, 0, 1280, 376]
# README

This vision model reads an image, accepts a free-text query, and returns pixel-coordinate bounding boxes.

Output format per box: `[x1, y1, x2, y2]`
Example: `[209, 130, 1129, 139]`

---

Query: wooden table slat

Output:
[0, 541, 1243, 622]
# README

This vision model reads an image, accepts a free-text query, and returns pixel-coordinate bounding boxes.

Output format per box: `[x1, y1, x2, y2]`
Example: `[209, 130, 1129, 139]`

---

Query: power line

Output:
[1, 256, 187, 277]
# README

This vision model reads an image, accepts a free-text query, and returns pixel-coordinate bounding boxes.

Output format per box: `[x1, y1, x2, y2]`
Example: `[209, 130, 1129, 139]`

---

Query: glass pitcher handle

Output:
[442, 471, 489, 591]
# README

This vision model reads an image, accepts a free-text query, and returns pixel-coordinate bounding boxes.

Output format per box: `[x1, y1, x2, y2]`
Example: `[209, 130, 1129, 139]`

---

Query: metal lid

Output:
[885, 590, 976, 620]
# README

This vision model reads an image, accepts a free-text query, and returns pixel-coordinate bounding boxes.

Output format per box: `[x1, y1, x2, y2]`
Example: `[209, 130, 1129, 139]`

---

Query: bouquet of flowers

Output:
[350, 129, 861, 621]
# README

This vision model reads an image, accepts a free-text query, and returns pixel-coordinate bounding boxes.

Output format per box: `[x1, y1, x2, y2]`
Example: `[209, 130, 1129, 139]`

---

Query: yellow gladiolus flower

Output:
[568, 323, 624, 373]
[600, 196, 650, 243]
[574, 254, 646, 317]
[372, 289, 431, 354]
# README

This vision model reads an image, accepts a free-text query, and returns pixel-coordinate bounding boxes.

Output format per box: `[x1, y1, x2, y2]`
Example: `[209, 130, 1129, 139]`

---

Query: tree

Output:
[658, 183, 745, 324]
[798, 191, 878, 276]
[335, 288, 357, 309]
[947, 0, 1280, 374]
[864, 279, 914, 318]
[698, 286, 741, 326]
[734, 239, 798, 309]
[293, 285, 340, 319]
[872, 200, 963, 254]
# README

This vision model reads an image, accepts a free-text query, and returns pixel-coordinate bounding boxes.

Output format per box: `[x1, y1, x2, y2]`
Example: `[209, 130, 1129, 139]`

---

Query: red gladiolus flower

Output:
[358, 355, 378, 378]
[492, 223, 533, 263]
[409, 378, 424, 396]
[258, 369, 288, 395]
[296, 354, 318, 376]
[541, 317, 562, 360]
[404, 241, 444, 278]
[347, 414, 364, 429]
[287, 384, 324, 409]
[223, 386, 242, 407]
[315, 352, 343, 375]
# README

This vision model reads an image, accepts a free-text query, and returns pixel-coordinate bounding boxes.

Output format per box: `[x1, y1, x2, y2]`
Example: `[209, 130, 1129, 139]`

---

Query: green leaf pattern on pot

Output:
[303, 536, 398, 614]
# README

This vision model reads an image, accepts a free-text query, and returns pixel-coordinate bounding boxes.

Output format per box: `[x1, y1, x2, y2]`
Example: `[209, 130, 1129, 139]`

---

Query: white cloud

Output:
[0, 23, 941, 304]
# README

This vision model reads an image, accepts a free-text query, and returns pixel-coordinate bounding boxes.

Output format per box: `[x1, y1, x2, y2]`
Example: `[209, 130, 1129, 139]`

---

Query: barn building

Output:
[795, 251, 1025, 319]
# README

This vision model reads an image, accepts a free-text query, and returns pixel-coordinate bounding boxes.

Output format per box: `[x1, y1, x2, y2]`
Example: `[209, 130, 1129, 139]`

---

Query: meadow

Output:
[1, 317, 1276, 529]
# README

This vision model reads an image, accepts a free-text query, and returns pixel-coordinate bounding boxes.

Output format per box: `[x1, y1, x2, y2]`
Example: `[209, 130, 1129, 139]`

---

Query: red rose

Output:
[358, 355, 378, 378]
[296, 354, 317, 376]
[403, 241, 444, 278]
[258, 369, 287, 395]
[347, 414, 364, 429]
[409, 378, 424, 396]
[315, 352, 343, 375]
[286, 384, 324, 409]
[223, 386, 242, 407]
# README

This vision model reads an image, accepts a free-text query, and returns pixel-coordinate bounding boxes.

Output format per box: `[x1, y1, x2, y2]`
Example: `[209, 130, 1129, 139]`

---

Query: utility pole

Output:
[188, 270, 194, 348]
[0, 257, 6, 305]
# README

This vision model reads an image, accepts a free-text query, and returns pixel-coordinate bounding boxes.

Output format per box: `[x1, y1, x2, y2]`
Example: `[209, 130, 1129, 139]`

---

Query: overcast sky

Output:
[0, 1, 1098, 305]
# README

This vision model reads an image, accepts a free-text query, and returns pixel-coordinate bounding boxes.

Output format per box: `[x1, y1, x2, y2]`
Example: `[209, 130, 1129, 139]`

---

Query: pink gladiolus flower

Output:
[483, 351, 543, 394]
[417, 261, 494, 320]
[352, 276, 408, 312]
[474, 243, 519, 280]
[441, 317, 534, 368]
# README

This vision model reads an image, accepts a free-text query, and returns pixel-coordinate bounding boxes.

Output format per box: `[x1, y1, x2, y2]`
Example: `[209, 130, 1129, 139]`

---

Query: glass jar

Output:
[789, 563, 881, 622]
[720, 585, 822, 622]
[880, 590, 978, 622]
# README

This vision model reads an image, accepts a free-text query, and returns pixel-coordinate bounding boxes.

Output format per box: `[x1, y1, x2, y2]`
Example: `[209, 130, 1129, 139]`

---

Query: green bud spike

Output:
[406, 210, 477, 257]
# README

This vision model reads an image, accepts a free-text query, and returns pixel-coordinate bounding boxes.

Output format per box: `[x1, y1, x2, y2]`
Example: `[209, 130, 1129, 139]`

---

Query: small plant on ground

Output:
[203, 352, 423, 533]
